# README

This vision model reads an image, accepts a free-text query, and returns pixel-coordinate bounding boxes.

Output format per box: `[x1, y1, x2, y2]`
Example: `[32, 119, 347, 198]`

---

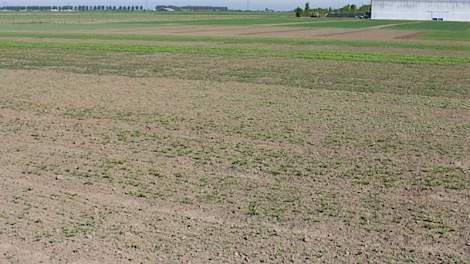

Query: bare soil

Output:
[83, 25, 422, 41]
[1, 69, 469, 263]
[1, 17, 470, 263]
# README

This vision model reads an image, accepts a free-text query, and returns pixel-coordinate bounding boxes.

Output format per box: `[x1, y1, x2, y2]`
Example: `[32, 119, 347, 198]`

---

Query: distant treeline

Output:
[0, 5, 144, 11]
[155, 6, 229, 12]
[0, 5, 231, 12]
[295, 3, 371, 18]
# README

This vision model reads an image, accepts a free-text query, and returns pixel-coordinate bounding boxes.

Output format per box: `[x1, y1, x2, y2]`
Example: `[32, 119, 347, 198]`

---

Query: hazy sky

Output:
[1, 1, 370, 10]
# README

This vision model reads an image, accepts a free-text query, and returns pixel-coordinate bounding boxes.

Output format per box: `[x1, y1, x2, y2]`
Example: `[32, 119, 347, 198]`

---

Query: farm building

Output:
[372, 0, 470, 21]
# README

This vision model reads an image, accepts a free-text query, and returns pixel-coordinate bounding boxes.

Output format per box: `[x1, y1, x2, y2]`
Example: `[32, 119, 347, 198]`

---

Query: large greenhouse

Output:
[372, 0, 470, 21]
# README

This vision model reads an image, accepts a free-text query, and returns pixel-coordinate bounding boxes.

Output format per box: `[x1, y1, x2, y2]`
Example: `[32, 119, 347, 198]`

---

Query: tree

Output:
[359, 5, 371, 12]
[304, 2, 310, 12]
[295, 7, 303, 17]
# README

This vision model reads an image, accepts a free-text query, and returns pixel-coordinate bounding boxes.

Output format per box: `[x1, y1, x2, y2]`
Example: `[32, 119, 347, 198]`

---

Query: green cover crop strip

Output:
[0, 40, 468, 65]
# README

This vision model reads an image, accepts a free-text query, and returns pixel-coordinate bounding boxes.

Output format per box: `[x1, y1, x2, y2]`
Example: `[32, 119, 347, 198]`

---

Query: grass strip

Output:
[390, 21, 470, 31]
[420, 31, 470, 41]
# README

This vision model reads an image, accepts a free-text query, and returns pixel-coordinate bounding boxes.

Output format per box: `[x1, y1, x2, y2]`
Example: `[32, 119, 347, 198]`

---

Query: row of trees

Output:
[295, 3, 371, 17]
[73, 6, 144, 11]
[0, 5, 145, 12]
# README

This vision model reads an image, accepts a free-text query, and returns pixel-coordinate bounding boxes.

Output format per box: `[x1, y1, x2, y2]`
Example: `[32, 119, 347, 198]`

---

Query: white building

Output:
[372, 0, 470, 21]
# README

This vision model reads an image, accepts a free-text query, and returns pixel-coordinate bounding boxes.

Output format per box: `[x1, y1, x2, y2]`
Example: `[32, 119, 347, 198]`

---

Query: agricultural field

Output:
[0, 11, 469, 263]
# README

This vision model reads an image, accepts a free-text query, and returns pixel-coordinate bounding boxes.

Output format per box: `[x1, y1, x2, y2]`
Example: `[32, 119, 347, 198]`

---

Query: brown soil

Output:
[81, 25, 423, 41]
[83, 25, 366, 39]
[1, 68, 469, 263]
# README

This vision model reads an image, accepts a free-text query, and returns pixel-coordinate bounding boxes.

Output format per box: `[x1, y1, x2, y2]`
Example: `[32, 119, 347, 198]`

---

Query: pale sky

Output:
[0, 1, 370, 10]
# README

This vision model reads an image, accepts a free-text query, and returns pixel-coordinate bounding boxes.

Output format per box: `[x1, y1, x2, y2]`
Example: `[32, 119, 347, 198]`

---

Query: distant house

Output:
[156, 6, 180, 11]
[372, 0, 470, 21]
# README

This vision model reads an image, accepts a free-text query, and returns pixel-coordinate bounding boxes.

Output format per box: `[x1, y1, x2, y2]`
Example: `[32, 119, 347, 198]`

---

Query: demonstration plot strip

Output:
[2, 32, 470, 52]
[0, 40, 469, 65]
[419, 31, 470, 41]
[388, 21, 470, 41]
[2, 48, 469, 98]
[286, 19, 413, 28]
